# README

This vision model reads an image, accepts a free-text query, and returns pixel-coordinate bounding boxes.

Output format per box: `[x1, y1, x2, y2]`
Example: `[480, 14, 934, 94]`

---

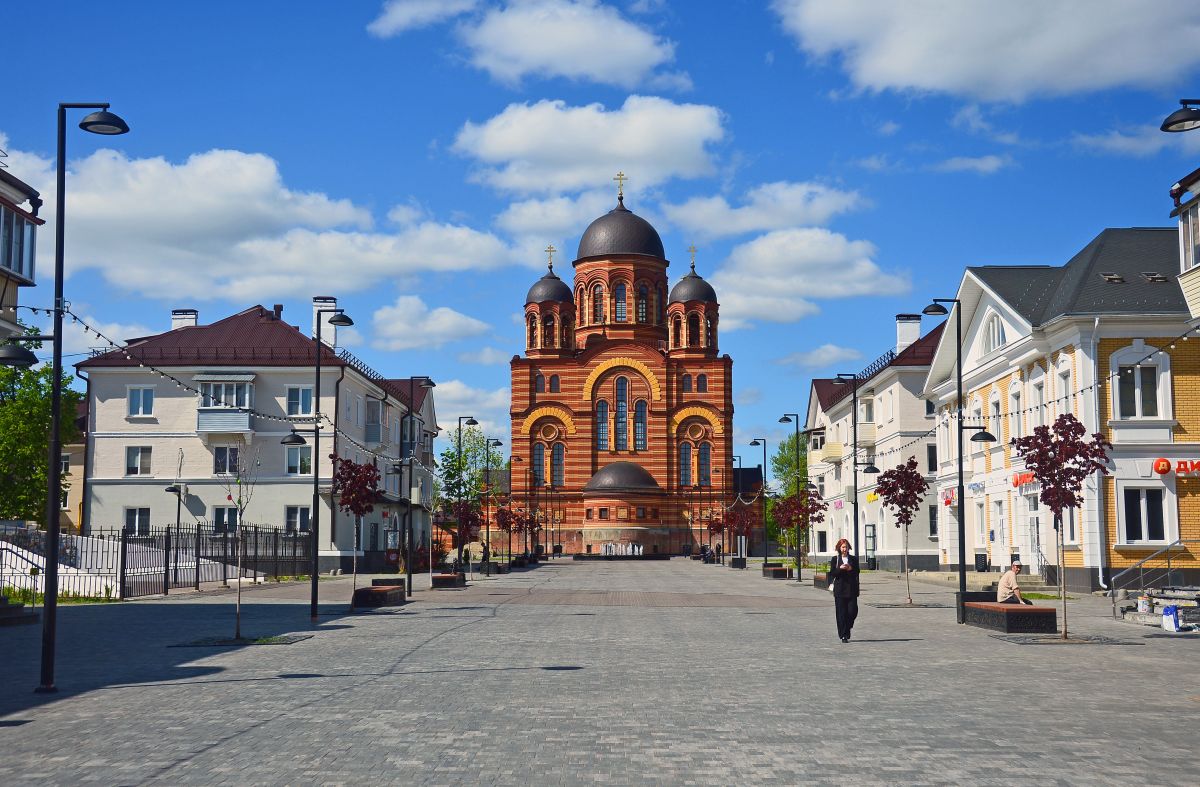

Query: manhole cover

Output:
[988, 634, 1139, 646]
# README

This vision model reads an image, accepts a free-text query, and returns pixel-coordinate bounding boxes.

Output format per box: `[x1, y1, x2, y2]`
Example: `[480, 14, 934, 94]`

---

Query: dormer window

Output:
[1183, 201, 1200, 272]
[983, 314, 1007, 354]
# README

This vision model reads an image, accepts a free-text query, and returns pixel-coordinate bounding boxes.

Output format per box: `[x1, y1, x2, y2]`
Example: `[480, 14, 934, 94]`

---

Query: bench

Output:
[964, 601, 1057, 633]
[813, 572, 828, 589]
[762, 565, 793, 579]
[352, 585, 405, 608]
[372, 578, 406, 594]
[431, 572, 466, 589]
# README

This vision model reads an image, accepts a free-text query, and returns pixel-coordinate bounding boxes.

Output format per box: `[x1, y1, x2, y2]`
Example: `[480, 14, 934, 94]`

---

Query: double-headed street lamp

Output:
[282, 306, 354, 622]
[456, 415, 478, 567]
[748, 438, 769, 568]
[403, 377, 434, 598]
[779, 413, 802, 573]
[21, 103, 130, 694]
[833, 373, 880, 566]
[483, 437, 503, 575]
[923, 299, 996, 623]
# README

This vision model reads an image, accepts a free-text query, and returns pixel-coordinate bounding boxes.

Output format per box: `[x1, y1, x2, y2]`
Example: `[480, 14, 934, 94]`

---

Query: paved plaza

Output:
[1, 559, 1197, 785]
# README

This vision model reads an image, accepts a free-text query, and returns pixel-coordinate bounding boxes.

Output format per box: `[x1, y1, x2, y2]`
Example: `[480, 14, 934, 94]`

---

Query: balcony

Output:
[857, 422, 876, 445]
[1179, 266, 1200, 322]
[818, 442, 845, 464]
[197, 408, 253, 436]
[365, 423, 390, 446]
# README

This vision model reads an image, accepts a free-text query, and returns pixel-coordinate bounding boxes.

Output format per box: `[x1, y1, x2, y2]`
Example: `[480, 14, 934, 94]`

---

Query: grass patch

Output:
[2, 586, 120, 605]
[1023, 592, 1076, 601]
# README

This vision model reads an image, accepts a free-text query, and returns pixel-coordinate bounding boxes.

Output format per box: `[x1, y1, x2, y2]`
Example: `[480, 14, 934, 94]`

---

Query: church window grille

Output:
[551, 443, 565, 487]
[596, 401, 609, 450]
[535, 372, 545, 393]
[542, 315, 556, 348]
[635, 400, 647, 450]
[615, 377, 629, 450]
[672, 316, 682, 347]
[549, 375, 560, 393]
[614, 283, 627, 322]
[687, 314, 700, 346]
[527, 315, 537, 348]
[697, 374, 708, 393]
[592, 285, 605, 323]
[682, 374, 692, 393]
[532, 443, 545, 487]
[679, 443, 692, 486]
[637, 285, 648, 323]
[699, 443, 711, 487]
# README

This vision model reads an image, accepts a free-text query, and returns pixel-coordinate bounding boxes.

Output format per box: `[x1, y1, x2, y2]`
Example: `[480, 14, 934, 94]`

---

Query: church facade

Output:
[509, 190, 734, 555]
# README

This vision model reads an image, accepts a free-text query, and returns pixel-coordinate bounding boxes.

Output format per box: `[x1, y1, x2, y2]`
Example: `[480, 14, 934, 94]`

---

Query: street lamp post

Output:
[923, 299, 996, 623]
[282, 306, 353, 622]
[749, 438, 769, 569]
[833, 373, 881, 567]
[456, 415, 478, 569]
[403, 377, 434, 598]
[779, 413, 802, 576]
[483, 438, 503, 575]
[32, 103, 130, 694]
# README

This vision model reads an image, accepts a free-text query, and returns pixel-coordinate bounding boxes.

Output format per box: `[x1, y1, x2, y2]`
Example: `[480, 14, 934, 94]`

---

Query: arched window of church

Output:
[532, 442, 545, 487]
[592, 284, 605, 323]
[635, 400, 647, 450]
[527, 314, 537, 348]
[697, 374, 708, 393]
[679, 443, 692, 486]
[542, 315, 556, 348]
[657, 286, 666, 324]
[615, 377, 629, 450]
[636, 285, 648, 323]
[551, 443, 565, 488]
[595, 401, 609, 450]
[577, 292, 585, 325]
[549, 375, 560, 393]
[687, 313, 700, 346]
[699, 443, 711, 487]
[705, 318, 714, 348]
[535, 372, 545, 393]
[614, 282, 627, 322]
[682, 374, 692, 393]
[672, 316, 682, 347]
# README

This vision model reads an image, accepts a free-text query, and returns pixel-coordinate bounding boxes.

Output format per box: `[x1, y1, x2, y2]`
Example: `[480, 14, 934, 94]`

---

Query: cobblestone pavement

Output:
[1, 559, 1197, 785]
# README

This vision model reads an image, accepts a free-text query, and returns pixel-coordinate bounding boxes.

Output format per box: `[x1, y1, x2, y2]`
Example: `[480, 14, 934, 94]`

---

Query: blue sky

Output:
[6, 1, 1200, 459]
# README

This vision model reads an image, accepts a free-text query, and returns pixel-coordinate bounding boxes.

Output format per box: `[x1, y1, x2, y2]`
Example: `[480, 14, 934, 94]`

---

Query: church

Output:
[509, 179, 735, 555]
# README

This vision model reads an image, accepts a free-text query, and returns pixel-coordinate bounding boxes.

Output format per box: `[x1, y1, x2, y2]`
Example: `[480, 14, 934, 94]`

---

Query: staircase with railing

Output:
[1109, 539, 1200, 619]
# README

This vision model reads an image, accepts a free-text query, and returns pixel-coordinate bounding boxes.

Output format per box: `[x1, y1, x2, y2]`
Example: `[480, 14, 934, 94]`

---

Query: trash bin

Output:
[973, 553, 989, 572]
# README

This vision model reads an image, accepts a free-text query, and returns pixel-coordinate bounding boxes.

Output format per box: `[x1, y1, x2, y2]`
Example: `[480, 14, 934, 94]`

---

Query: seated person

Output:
[996, 560, 1032, 604]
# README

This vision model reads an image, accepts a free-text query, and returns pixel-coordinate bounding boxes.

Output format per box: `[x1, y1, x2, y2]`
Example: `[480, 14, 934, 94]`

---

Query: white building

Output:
[75, 298, 439, 572]
[805, 315, 943, 570]
[0, 168, 44, 338]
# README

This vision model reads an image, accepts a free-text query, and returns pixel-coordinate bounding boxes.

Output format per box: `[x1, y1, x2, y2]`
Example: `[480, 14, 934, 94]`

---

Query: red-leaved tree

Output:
[727, 504, 755, 560]
[875, 457, 929, 604]
[494, 505, 514, 568]
[773, 488, 827, 578]
[451, 500, 481, 568]
[333, 455, 381, 593]
[1011, 413, 1111, 639]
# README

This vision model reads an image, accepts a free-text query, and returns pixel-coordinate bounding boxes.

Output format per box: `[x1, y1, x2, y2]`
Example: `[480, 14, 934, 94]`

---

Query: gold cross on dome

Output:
[545, 244, 557, 270]
[613, 171, 627, 199]
[688, 244, 697, 271]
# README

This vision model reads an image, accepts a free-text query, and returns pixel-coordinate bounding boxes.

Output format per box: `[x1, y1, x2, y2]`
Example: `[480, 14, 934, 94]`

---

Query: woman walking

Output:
[830, 538, 860, 643]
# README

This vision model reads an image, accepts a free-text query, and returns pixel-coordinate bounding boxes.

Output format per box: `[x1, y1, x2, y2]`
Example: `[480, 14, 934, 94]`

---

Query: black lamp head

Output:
[862, 463, 880, 474]
[0, 343, 40, 368]
[465, 417, 479, 426]
[749, 439, 762, 446]
[420, 377, 436, 389]
[923, 302, 949, 316]
[778, 415, 792, 424]
[164, 484, 181, 494]
[970, 429, 997, 443]
[1161, 100, 1200, 133]
[79, 109, 130, 135]
[281, 430, 307, 446]
[328, 311, 354, 327]
[490, 439, 504, 447]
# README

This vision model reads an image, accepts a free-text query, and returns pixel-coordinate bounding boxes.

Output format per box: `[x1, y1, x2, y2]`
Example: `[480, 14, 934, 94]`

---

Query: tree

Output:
[875, 457, 929, 605]
[438, 425, 505, 506]
[770, 432, 809, 497]
[0, 359, 83, 523]
[216, 445, 261, 639]
[451, 499, 481, 567]
[1011, 414, 1111, 639]
[495, 505, 514, 568]
[333, 455, 382, 597]
[773, 487, 827, 578]
[726, 503, 756, 557]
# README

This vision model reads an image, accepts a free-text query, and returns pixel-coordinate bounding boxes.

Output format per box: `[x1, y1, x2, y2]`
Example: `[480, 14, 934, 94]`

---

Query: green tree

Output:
[437, 424, 505, 511]
[0, 358, 83, 523]
[770, 432, 808, 497]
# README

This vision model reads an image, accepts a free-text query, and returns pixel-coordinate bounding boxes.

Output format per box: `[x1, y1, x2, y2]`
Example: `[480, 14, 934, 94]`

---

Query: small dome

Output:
[576, 197, 665, 261]
[525, 266, 573, 305]
[669, 265, 717, 304]
[583, 461, 661, 492]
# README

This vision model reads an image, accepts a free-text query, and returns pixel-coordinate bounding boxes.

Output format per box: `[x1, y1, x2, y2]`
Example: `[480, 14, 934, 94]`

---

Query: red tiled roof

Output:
[891, 321, 944, 366]
[384, 379, 432, 412]
[812, 378, 841, 411]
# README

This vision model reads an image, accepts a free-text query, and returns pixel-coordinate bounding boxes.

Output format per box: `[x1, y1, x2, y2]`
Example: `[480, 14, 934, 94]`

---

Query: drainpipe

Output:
[1089, 316, 1109, 591]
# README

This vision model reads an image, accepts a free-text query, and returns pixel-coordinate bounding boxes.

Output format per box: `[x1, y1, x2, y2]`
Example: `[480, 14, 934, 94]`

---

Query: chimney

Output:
[171, 309, 198, 330]
[312, 296, 338, 347]
[896, 313, 921, 354]
[273, 304, 283, 320]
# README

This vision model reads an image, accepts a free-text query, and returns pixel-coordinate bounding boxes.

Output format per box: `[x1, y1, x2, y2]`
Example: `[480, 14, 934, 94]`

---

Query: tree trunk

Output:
[904, 524, 912, 605]
[1057, 512, 1068, 640]
[235, 526, 243, 640]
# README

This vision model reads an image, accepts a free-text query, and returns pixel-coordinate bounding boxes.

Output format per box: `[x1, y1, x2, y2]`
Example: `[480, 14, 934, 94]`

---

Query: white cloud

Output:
[710, 228, 909, 329]
[496, 189, 613, 256]
[431, 378, 511, 440]
[2, 138, 515, 302]
[457, 346, 513, 365]
[335, 326, 365, 348]
[453, 96, 724, 194]
[771, 1, 1200, 102]
[57, 310, 155, 359]
[853, 154, 900, 172]
[662, 181, 861, 241]
[372, 296, 491, 350]
[932, 154, 1009, 175]
[1073, 125, 1200, 157]
[877, 120, 900, 136]
[460, 0, 688, 89]
[735, 387, 762, 406]
[951, 105, 1019, 145]
[776, 343, 863, 369]
[367, 0, 479, 37]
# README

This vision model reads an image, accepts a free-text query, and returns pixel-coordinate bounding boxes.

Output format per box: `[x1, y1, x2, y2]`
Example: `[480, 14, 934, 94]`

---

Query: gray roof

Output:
[525, 267, 574, 305]
[669, 267, 718, 304]
[970, 228, 1184, 325]
[575, 197, 665, 262]
[582, 461, 661, 493]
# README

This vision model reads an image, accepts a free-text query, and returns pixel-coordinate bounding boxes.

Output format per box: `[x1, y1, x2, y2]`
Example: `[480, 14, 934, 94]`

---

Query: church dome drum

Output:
[576, 197, 665, 261]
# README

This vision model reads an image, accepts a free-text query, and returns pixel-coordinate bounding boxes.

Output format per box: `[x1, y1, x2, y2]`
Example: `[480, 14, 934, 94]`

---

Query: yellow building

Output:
[925, 227, 1199, 591]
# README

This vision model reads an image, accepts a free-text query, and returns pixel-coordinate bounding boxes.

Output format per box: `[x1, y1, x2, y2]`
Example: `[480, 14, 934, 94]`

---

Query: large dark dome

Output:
[669, 266, 717, 304]
[583, 461, 661, 492]
[525, 266, 573, 305]
[576, 197, 665, 261]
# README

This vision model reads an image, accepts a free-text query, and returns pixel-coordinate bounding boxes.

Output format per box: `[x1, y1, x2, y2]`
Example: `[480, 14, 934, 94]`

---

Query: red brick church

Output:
[509, 183, 738, 555]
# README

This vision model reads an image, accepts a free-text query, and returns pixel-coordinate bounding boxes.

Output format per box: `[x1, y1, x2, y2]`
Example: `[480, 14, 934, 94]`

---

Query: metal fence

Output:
[0, 524, 312, 600]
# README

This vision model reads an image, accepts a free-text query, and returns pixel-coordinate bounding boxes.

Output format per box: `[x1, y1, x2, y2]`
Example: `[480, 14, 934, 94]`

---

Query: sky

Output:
[6, 1, 1200, 464]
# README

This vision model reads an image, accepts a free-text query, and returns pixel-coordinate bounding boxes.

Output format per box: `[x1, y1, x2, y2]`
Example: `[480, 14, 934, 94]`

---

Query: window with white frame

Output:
[1062, 507, 1078, 545]
[285, 505, 311, 533]
[124, 507, 151, 536]
[925, 399, 935, 416]
[860, 399, 874, 423]
[213, 445, 240, 475]
[811, 432, 825, 451]
[356, 396, 364, 427]
[286, 386, 313, 416]
[286, 446, 312, 475]
[1030, 377, 1046, 428]
[1009, 386, 1022, 440]
[60, 454, 70, 475]
[1056, 357, 1072, 416]
[1110, 342, 1171, 421]
[1182, 201, 1200, 272]
[200, 382, 252, 409]
[125, 446, 151, 476]
[971, 401, 985, 454]
[975, 501, 986, 544]
[60, 489, 69, 511]
[983, 314, 1007, 354]
[128, 386, 155, 417]
[928, 505, 938, 538]
[213, 506, 239, 533]
[993, 500, 1005, 546]
[1121, 487, 1167, 543]
[817, 476, 825, 497]
[989, 396, 1001, 437]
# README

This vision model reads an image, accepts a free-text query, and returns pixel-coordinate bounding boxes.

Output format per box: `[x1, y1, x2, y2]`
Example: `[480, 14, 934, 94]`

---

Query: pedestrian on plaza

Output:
[829, 538, 860, 643]
[996, 560, 1032, 605]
